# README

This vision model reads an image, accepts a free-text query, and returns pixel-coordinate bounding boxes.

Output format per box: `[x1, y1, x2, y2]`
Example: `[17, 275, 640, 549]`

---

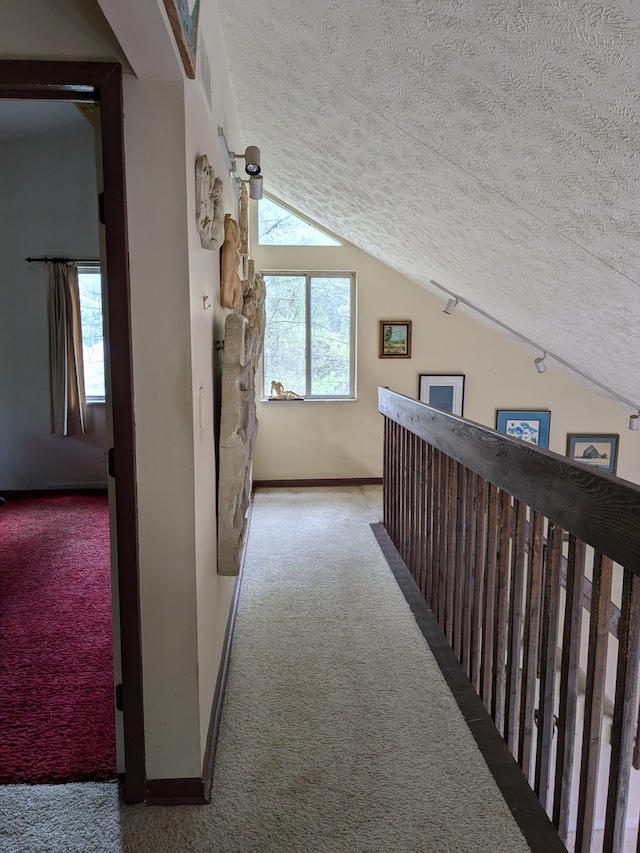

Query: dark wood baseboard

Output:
[371, 523, 566, 853]
[145, 777, 207, 806]
[253, 477, 382, 488]
[0, 488, 108, 498]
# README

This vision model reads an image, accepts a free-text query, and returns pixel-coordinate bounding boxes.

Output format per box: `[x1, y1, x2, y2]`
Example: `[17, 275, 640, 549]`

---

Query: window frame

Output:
[76, 262, 105, 403]
[261, 270, 357, 401]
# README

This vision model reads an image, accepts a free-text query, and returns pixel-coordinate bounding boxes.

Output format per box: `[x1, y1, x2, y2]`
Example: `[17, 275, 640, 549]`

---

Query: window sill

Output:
[260, 397, 356, 403]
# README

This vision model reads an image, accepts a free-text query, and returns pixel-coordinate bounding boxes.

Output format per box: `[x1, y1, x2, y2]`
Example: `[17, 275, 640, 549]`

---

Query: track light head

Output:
[248, 174, 263, 200]
[630, 412, 640, 431]
[241, 145, 261, 176]
[534, 353, 547, 374]
[443, 298, 458, 315]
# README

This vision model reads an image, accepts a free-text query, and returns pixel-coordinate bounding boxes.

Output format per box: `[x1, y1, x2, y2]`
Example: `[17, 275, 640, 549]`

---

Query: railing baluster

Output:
[437, 450, 448, 629]
[553, 535, 586, 840]
[432, 448, 442, 620]
[535, 521, 564, 810]
[604, 569, 640, 853]
[408, 432, 417, 578]
[392, 421, 399, 546]
[453, 463, 466, 662]
[471, 475, 487, 693]
[416, 437, 427, 596]
[400, 425, 407, 564]
[493, 489, 513, 735]
[425, 443, 435, 609]
[461, 469, 476, 677]
[445, 456, 457, 644]
[505, 498, 527, 754]
[575, 552, 614, 853]
[519, 510, 544, 783]
[481, 482, 499, 713]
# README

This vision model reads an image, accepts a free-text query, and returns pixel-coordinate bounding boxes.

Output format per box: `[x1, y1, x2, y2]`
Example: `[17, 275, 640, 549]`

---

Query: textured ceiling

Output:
[217, 0, 640, 409]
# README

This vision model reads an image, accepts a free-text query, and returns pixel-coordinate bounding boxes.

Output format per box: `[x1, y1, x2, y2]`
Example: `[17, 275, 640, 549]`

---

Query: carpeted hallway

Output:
[0, 487, 535, 852]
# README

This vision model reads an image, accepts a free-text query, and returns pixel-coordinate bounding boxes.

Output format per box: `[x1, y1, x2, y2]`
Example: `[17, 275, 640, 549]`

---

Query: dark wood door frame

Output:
[0, 60, 145, 803]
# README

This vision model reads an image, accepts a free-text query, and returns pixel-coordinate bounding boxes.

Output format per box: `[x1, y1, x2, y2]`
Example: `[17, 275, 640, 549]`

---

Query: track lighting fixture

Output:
[218, 127, 264, 199]
[234, 144, 261, 176]
[243, 174, 264, 200]
[429, 278, 640, 426]
[534, 353, 547, 374]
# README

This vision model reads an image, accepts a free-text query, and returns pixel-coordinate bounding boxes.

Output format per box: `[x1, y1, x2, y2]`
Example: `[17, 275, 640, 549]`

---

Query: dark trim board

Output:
[145, 778, 207, 806]
[371, 523, 567, 853]
[1, 489, 108, 498]
[0, 60, 144, 804]
[254, 478, 382, 488]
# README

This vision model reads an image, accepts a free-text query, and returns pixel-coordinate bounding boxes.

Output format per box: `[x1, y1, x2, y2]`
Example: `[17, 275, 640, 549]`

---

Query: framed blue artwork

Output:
[567, 433, 618, 475]
[419, 374, 465, 416]
[496, 410, 551, 449]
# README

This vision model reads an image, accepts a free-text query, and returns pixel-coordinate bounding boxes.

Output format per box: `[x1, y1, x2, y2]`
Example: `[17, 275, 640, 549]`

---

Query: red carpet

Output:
[0, 494, 117, 784]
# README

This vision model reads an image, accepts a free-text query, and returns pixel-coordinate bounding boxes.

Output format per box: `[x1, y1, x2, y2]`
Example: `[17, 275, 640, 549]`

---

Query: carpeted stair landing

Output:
[0, 486, 536, 852]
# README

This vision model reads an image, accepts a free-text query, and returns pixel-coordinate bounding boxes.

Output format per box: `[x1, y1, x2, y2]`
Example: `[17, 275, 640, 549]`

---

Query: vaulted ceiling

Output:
[217, 0, 640, 411]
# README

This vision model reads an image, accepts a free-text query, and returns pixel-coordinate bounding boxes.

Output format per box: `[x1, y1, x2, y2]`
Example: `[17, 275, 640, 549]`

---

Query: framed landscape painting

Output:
[567, 434, 618, 475]
[379, 321, 412, 358]
[496, 410, 551, 449]
[419, 374, 465, 416]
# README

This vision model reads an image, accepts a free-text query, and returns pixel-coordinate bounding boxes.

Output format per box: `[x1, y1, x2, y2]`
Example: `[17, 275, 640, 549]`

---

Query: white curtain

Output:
[46, 261, 87, 435]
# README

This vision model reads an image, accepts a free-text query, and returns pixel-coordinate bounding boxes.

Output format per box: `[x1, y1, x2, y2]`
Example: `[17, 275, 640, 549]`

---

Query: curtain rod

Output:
[25, 257, 98, 264]
[429, 278, 640, 414]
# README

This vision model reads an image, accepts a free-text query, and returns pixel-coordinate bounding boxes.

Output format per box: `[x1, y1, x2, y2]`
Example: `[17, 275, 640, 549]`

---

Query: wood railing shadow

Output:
[379, 387, 640, 853]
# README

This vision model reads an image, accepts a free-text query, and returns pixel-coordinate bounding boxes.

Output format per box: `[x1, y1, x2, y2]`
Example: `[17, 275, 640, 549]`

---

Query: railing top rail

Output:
[379, 387, 640, 573]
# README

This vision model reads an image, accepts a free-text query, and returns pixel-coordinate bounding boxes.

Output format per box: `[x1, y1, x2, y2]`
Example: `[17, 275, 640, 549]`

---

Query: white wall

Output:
[0, 122, 107, 489]
[252, 219, 640, 486]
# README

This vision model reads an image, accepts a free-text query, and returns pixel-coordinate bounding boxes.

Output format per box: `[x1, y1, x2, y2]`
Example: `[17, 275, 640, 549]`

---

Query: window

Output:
[263, 273, 355, 400]
[77, 265, 105, 401]
[258, 197, 342, 246]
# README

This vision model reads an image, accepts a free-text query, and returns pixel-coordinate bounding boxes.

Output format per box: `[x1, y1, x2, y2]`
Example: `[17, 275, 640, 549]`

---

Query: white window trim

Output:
[77, 262, 105, 404]
[260, 270, 357, 402]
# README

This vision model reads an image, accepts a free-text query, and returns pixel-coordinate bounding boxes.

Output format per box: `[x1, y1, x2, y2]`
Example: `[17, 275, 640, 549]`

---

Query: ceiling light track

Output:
[431, 278, 640, 428]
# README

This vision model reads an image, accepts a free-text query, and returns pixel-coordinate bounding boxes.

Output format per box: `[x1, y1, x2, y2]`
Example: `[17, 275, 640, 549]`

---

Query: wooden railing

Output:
[379, 387, 640, 853]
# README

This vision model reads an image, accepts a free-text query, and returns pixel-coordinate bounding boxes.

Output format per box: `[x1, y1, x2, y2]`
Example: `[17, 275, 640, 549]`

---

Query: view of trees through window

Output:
[77, 268, 105, 399]
[263, 274, 354, 399]
[258, 197, 341, 246]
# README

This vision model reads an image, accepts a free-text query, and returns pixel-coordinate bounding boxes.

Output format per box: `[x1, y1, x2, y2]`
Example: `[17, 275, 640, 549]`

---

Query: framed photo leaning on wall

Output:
[566, 433, 619, 475]
[379, 321, 411, 358]
[418, 374, 465, 416]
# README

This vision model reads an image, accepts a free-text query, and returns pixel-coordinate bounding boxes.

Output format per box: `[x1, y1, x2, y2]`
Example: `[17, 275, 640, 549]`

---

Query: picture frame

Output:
[418, 374, 465, 416]
[566, 434, 619, 475]
[161, 0, 200, 79]
[379, 321, 412, 358]
[496, 410, 551, 449]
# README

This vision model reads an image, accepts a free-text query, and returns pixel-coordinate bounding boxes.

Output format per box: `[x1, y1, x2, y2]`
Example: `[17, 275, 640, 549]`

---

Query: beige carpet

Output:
[0, 486, 531, 852]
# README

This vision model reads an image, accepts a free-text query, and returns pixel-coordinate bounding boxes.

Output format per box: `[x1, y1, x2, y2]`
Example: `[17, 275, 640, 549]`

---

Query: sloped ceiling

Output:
[217, 0, 640, 411]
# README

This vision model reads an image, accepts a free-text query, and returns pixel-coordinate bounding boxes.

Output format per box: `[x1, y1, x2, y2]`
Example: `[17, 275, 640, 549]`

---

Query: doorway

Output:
[0, 61, 144, 804]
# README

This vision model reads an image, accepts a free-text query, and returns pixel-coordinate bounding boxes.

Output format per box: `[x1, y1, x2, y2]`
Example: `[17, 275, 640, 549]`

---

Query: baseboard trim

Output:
[371, 522, 566, 853]
[0, 488, 108, 498]
[253, 477, 382, 488]
[145, 777, 207, 805]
